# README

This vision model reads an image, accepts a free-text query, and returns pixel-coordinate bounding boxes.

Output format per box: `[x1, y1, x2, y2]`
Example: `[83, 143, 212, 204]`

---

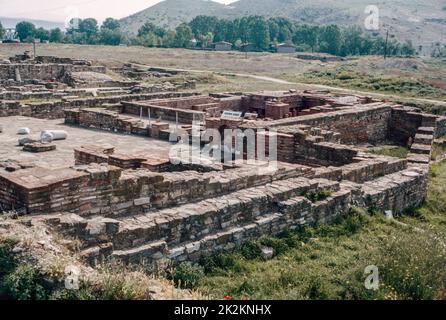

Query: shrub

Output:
[0, 238, 18, 278]
[201, 253, 244, 275]
[171, 262, 205, 289]
[240, 241, 263, 260]
[303, 188, 332, 203]
[3, 265, 48, 300]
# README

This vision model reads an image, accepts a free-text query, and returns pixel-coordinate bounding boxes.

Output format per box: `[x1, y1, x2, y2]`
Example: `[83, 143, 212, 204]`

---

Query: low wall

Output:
[389, 106, 423, 144]
[0, 164, 309, 216]
[1, 92, 199, 119]
[52, 167, 428, 266]
[122, 102, 205, 123]
[246, 103, 392, 144]
[0, 64, 106, 81]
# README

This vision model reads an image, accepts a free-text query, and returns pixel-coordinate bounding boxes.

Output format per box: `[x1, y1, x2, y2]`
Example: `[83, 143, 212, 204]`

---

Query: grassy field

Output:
[281, 57, 446, 101]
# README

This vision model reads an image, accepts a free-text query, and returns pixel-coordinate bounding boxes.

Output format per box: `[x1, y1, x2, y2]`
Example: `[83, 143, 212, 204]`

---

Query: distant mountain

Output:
[119, 0, 446, 47]
[0, 17, 65, 30]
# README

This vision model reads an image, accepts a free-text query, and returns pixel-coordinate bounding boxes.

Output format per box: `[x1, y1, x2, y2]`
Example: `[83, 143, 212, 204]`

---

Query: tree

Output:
[67, 18, 82, 34]
[101, 18, 120, 31]
[79, 18, 98, 37]
[401, 40, 415, 56]
[293, 24, 318, 52]
[49, 28, 64, 43]
[33, 27, 50, 41]
[174, 23, 193, 48]
[138, 32, 158, 47]
[161, 30, 176, 47]
[268, 19, 280, 42]
[15, 21, 36, 41]
[248, 16, 270, 50]
[0, 21, 5, 40]
[189, 15, 218, 38]
[138, 22, 166, 38]
[319, 25, 341, 55]
[100, 28, 123, 45]
[341, 26, 363, 56]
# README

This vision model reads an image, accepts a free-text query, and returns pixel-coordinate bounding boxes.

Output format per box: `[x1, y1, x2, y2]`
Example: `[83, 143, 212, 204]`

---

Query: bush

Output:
[201, 253, 244, 275]
[171, 262, 205, 289]
[303, 188, 332, 203]
[3, 265, 48, 300]
[240, 242, 263, 260]
[0, 238, 18, 278]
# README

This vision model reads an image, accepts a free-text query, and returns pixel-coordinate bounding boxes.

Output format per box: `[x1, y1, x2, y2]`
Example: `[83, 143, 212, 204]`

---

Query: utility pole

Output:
[33, 39, 36, 58]
[384, 29, 389, 60]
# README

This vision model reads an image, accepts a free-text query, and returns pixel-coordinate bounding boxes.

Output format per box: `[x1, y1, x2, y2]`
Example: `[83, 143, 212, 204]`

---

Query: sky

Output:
[0, 0, 237, 23]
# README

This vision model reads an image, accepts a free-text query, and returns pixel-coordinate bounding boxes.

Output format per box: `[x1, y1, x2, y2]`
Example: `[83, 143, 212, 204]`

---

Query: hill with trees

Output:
[119, 0, 446, 49]
[0, 15, 417, 58]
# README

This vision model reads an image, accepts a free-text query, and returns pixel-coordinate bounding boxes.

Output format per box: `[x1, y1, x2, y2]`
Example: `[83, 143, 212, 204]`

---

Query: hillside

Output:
[119, 0, 231, 33]
[119, 0, 446, 47]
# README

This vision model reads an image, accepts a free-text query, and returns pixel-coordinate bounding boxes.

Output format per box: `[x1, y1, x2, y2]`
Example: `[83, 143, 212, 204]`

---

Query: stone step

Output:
[417, 127, 435, 135]
[407, 153, 430, 164]
[278, 187, 353, 224]
[107, 185, 354, 265]
[109, 212, 285, 265]
[414, 133, 434, 145]
[410, 143, 432, 155]
[360, 169, 428, 214]
[110, 177, 339, 251]
[110, 241, 167, 265]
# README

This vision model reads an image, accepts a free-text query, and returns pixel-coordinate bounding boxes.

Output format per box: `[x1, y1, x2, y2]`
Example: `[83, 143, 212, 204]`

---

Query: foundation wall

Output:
[0, 64, 106, 81]
[122, 102, 205, 123]
[1, 92, 199, 119]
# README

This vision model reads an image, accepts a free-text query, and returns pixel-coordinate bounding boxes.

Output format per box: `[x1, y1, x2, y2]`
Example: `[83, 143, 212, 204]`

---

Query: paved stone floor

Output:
[0, 116, 172, 169]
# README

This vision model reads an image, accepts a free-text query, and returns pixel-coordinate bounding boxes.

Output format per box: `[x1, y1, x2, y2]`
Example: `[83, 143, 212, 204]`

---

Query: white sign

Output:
[221, 111, 243, 120]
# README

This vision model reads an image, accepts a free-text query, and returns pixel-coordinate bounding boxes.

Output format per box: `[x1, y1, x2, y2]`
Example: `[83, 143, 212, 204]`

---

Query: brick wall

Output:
[122, 102, 205, 123]
[1, 92, 199, 119]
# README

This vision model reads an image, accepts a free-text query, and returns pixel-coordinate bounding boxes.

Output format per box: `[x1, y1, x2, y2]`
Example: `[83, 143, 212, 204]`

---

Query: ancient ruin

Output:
[1, 53, 445, 268]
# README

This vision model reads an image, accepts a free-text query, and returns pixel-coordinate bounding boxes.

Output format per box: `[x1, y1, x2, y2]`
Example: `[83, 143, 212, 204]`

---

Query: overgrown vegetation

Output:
[0, 237, 50, 300]
[287, 70, 446, 100]
[0, 242, 188, 300]
[367, 145, 409, 159]
[303, 189, 332, 203]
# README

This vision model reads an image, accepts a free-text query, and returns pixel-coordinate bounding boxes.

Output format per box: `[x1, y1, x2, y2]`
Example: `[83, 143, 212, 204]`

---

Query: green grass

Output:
[194, 161, 446, 300]
[367, 146, 409, 159]
[284, 70, 446, 101]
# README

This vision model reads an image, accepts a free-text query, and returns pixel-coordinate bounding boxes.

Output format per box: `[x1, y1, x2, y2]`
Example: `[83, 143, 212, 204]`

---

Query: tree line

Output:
[0, 15, 416, 57]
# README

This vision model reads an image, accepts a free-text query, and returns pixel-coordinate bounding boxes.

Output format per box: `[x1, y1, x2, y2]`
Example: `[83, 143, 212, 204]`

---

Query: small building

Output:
[214, 41, 232, 51]
[277, 43, 296, 54]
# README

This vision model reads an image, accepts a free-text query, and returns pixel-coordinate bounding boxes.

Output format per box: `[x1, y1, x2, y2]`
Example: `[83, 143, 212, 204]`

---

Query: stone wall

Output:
[0, 64, 106, 81]
[1, 92, 199, 119]
[388, 106, 423, 144]
[122, 102, 206, 123]
[436, 117, 446, 138]
[44, 166, 428, 266]
[243, 103, 392, 145]
[0, 164, 310, 216]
